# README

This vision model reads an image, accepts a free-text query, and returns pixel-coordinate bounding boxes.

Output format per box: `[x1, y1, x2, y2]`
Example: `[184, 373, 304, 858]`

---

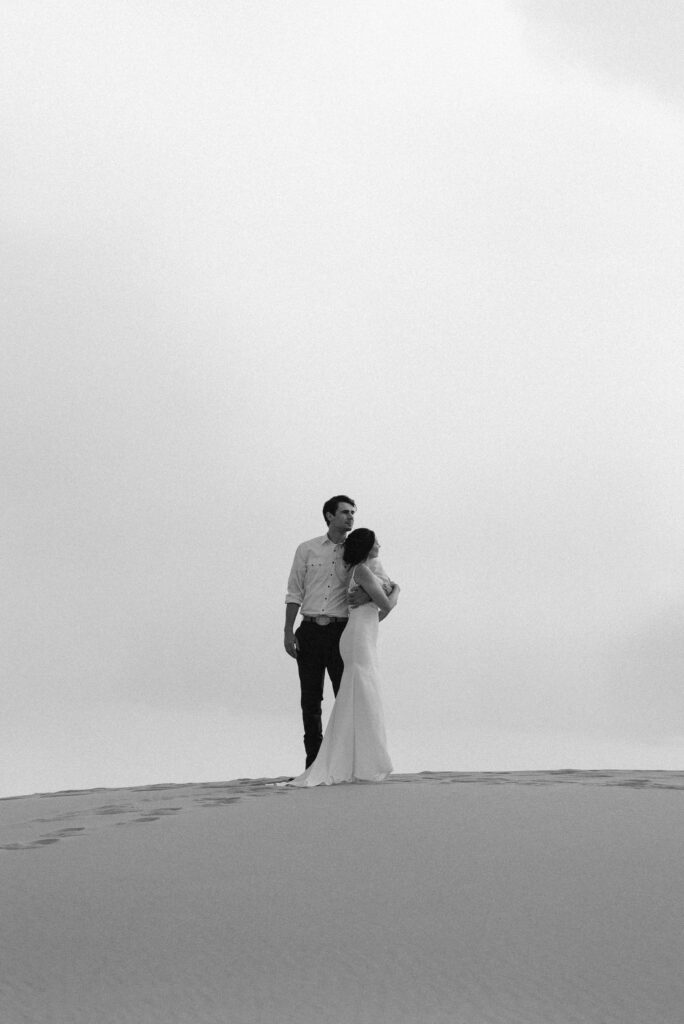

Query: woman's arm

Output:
[378, 583, 399, 622]
[354, 564, 400, 618]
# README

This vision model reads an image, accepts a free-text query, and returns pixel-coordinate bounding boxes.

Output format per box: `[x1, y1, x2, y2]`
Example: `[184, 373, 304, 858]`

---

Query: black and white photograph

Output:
[2, 2, 684, 1021]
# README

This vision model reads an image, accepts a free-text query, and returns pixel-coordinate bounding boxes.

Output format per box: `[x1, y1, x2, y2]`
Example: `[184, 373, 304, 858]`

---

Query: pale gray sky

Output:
[3, 1, 683, 797]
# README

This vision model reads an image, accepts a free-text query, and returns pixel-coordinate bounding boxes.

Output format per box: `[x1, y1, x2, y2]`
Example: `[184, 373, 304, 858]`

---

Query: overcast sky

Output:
[2, 1, 683, 797]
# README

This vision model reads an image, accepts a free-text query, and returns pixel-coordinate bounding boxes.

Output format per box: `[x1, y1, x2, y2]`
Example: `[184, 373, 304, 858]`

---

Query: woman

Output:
[291, 528, 400, 786]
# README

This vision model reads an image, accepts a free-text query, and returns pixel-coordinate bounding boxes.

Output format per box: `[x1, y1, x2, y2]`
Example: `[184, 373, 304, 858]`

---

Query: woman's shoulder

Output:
[353, 562, 383, 590]
[353, 561, 374, 579]
[348, 562, 368, 587]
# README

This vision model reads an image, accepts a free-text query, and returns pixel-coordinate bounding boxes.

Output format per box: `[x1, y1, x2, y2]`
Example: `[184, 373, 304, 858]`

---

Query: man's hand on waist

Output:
[347, 588, 372, 609]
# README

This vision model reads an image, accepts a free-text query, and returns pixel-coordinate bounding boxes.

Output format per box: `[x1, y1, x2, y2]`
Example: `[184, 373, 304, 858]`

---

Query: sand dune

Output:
[2, 771, 684, 1023]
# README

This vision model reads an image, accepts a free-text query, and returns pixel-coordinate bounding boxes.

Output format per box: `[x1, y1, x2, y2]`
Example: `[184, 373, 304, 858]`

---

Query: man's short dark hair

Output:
[322, 495, 356, 525]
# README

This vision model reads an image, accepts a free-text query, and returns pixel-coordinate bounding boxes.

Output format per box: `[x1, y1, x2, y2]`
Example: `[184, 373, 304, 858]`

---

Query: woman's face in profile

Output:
[369, 538, 380, 559]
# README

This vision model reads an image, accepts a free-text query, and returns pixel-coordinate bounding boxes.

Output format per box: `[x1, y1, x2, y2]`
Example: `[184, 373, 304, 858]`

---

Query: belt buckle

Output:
[315, 615, 332, 626]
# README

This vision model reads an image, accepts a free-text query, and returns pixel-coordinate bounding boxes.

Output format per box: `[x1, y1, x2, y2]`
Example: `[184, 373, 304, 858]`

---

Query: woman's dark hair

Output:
[322, 494, 356, 525]
[343, 528, 375, 567]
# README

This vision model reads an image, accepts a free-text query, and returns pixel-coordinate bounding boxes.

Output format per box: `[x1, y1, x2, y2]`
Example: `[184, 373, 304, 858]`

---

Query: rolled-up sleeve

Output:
[285, 544, 306, 605]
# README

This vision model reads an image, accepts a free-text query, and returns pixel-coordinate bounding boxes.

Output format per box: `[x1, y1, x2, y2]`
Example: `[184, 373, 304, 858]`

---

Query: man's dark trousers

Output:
[295, 619, 347, 767]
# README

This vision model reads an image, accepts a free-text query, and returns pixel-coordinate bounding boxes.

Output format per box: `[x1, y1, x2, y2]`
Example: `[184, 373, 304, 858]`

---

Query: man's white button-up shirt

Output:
[285, 535, 350, 618]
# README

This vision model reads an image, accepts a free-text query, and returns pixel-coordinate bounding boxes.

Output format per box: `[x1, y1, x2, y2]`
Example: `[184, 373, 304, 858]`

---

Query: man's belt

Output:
[302, 615, 348, 626]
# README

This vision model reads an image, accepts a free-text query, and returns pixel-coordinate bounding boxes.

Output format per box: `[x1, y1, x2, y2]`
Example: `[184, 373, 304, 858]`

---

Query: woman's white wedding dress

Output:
[291, 563, 393, 787]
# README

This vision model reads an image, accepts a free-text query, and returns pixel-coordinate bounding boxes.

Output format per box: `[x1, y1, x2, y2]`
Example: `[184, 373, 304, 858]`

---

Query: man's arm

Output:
[284, 544, 306, 658]
[284, 602, 300, 658]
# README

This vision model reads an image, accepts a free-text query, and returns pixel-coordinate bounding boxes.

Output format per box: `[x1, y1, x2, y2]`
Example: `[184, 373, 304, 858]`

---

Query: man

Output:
[285, 495, 366, 768]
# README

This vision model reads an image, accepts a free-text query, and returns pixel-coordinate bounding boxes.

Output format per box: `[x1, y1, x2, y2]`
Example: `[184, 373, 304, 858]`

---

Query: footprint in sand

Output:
[0, 842, 47, 851]
[196, 796, 242, 807]
[33, 811, 79, 824]
[118, 806, 183, 825]
[1, 827, 85, 851]
[94, 804, 137, 816]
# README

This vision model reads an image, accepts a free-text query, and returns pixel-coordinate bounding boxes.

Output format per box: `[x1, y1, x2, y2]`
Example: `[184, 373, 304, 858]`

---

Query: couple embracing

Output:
[284, 495, 400, 787]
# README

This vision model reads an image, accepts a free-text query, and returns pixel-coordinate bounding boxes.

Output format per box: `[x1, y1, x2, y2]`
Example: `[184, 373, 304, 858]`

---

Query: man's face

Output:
[327, 502, 356, 534]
